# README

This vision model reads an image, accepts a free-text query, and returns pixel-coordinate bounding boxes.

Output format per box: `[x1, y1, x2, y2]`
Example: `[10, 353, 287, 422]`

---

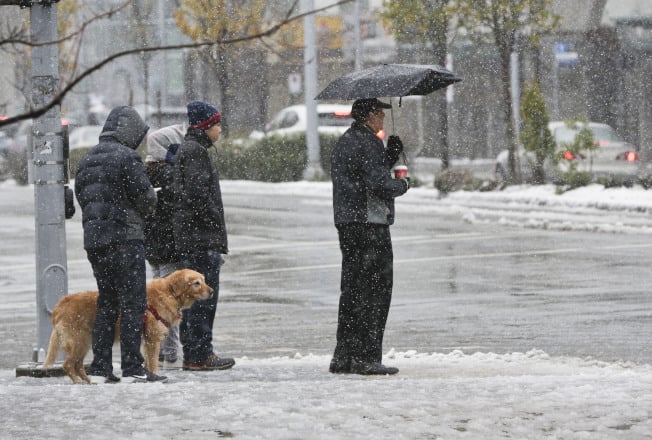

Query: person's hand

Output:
[387, 135, 404, 156]
[165, 143, 180, 164]
[401, 177, 410, 190]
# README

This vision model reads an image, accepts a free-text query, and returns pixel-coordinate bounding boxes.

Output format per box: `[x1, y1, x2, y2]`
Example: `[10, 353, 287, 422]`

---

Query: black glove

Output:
[387, 135, 404, 155]
[64, 185, 75, 219]
[401, 177, 410, 190]
[166, 143, 180, 164]
[386, 135, 404, 165]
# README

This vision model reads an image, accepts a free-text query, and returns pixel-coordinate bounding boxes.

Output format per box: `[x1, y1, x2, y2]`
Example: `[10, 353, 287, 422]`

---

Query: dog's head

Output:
[166, 269, 214, 310]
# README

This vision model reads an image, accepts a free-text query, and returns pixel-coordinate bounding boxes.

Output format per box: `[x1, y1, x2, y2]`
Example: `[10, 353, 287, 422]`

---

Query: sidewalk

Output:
[1, 179, 652, 439]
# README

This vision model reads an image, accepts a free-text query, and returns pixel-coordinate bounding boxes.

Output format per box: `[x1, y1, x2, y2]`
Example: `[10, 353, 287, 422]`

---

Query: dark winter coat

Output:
[75, 106, 156, 250]
[331, 121, 408, 226]
[172, 127, 228, 256]
[144, 159, 177, 264]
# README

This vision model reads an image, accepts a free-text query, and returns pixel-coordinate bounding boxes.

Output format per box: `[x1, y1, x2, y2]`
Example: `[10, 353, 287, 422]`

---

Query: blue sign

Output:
[555, 42, 578, 67]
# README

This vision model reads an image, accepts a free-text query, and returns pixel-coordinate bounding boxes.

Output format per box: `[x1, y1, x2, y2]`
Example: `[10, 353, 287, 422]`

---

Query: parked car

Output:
[0, 131, 12, 181]
[0, 131, 13, 158]
[249, 104, 354, 140]
[495, 121, 641, 183]
[68, 125, 103, 150]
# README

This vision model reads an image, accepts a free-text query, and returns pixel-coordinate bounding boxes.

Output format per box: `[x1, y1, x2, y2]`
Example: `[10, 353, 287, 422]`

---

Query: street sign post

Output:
[9, 0, 68, 378]
[552, 42, 579, 119]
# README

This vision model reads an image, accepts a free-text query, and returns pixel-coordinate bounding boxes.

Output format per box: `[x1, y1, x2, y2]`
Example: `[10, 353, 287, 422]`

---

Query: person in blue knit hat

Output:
[171, 100, 235, 371]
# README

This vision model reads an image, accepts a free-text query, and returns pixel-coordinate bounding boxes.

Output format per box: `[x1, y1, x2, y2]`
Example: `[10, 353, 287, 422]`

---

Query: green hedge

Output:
[40, 133, 339, 184]
[210, 133, 338, 182]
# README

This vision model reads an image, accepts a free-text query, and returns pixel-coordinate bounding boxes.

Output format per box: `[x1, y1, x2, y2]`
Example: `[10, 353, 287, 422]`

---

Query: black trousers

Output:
[180, 250, 222, 363]
[333, 223, 393, 364]
[86, 241, 147, 376]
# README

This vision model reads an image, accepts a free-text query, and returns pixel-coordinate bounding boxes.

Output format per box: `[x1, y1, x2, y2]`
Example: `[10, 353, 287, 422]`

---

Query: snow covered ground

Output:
[1, 179, 652, 439]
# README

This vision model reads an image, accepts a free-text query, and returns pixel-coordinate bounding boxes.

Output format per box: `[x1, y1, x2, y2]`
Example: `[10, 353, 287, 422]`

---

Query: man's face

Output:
[366, 108, 385, 133]
[206, 123, 222, 143]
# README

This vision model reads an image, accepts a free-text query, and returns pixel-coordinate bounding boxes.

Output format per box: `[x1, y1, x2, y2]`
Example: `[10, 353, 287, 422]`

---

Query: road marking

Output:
[225, 242, 652, 276]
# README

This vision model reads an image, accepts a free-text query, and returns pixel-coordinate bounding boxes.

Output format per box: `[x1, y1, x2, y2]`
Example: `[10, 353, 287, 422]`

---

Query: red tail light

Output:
[625, 151, 638, 162]
[563, 150, 575, 160]
[333, 111, 351, 118]
[376, 129, 386, 140]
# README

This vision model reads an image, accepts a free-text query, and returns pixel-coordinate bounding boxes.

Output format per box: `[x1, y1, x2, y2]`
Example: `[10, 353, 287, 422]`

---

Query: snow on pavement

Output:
[1, 179, 652, 439]
[2, 350, 652, 439]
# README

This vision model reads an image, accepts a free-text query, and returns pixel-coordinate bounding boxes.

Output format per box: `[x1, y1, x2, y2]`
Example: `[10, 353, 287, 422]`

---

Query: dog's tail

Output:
[42, 327, 61, 368]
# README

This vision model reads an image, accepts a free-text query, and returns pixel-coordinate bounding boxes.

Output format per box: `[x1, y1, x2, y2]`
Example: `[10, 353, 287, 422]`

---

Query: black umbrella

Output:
[315, 63, 461, 100]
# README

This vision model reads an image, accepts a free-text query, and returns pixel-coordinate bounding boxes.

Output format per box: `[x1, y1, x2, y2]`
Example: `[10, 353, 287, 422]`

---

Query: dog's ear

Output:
[167, 269, 189, 298]
[188, 271, 208, 288]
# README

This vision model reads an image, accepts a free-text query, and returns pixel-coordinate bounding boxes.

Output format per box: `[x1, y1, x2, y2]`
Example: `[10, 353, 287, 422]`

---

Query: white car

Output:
[495, 121, 641, 183]
[68, 125, 103, 150]
[249, 104, 353, 140]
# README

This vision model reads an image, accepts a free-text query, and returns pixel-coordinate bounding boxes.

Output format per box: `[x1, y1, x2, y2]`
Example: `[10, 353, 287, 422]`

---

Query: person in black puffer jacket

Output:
[329, 98, 409, 377]
[144, 124, 186, 364]
[172, 101, 234, 371]
[75, 105, 166, 383]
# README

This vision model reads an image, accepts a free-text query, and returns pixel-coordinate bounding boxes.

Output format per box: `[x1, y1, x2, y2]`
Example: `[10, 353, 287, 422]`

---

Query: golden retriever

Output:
[43, 269, 213, 384]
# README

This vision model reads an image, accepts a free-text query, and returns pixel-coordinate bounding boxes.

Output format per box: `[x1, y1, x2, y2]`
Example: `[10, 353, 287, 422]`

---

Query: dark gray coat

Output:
[331, 121, 408, 226]
[172, 128, 228, 256]
[75, 106, 156, 250]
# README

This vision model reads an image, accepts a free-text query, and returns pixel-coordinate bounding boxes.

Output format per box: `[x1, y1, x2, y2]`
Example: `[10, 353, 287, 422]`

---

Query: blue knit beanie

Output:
[187, 100, 221, 130]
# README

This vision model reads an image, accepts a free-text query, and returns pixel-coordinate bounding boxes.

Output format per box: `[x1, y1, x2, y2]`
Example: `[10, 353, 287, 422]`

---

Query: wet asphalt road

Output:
[218, 183, 652, 365]
[1, 181, 651, 370]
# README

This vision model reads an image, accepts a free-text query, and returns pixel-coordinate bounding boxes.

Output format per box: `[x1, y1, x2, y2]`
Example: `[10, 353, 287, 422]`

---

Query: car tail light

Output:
[563, 150, 575, 160]
[333, 111, 351, 118]
[626, 151, 638, 162]
[376, 129, 386, 140]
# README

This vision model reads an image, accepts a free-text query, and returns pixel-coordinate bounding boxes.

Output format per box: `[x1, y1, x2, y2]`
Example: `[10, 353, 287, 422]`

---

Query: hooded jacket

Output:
[172, 127, 228, 255]
[331, 121, 408, 226]
[143, 125, 185, 265]
[75, 106, 156, 250]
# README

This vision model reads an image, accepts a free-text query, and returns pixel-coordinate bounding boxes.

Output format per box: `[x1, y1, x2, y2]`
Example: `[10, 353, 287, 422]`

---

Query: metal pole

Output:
[553, 59, 559, 119]
[302, 0, 324, 180]
[510, 50, 521, 142]
[353, 0, 362, 71]
[30, 1, 68, 360]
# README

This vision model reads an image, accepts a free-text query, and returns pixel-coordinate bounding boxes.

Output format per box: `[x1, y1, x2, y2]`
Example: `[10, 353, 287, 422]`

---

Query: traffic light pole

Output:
[302, 0, 324, 180]
[14, 0, 68, 377]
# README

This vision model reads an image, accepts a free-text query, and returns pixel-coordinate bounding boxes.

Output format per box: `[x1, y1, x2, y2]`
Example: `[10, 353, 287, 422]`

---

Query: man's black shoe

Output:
[350, 361, 399, 376]
[123, 368, 168, 383]
[329, 358, 351, 374]
[88, 372, 121, 384]
[183, 353, 235, 371]
[158, 353, 178, 363]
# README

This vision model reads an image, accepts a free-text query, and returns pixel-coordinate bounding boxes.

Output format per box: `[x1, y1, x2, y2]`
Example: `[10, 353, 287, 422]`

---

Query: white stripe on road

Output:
[225, 242, 652, 276]
[9, 238, 652, 277]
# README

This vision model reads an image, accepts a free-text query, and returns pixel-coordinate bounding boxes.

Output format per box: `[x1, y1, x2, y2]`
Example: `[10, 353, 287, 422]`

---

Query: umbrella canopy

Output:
[315, 63, 461, 100]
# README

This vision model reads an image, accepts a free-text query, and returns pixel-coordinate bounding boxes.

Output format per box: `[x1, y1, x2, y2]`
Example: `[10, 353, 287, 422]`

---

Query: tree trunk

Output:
[428, 4, 450, 169]
[496, 34, 520, 183]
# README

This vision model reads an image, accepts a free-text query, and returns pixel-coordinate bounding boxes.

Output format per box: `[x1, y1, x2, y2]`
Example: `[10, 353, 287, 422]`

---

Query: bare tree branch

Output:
[0, 0, 351, 127]
[0, 0, 130, 48]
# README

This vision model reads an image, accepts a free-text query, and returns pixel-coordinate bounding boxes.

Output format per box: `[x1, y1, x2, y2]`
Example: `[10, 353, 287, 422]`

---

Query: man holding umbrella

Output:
[329, 98, 409, 376]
